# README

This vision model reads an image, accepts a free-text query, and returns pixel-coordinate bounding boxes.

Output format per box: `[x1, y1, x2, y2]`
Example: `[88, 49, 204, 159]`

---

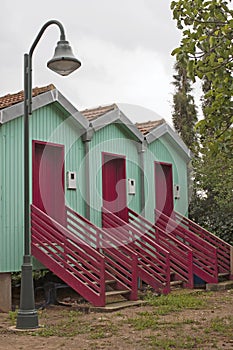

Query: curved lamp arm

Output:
[29, 20, 66, 57]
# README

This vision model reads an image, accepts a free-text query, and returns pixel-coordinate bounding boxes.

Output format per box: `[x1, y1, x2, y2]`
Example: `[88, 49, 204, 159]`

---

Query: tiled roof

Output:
[135, 119, 165, 135]
[81, 104, 166, 135]
[81, 104, 117, 121]
[0, 86, 167, 137]
[0, 84, 55, 110]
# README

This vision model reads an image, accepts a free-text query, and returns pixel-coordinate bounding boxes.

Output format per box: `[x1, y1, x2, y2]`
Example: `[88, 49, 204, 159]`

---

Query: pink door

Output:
[102, 154, 128, 225]
[32, 141, 65, 225]
[155, 162, 174, 217]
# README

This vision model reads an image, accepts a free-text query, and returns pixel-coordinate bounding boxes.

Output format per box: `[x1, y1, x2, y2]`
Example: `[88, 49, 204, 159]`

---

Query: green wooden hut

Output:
[81, 104, 144, 227]
[136, 120, 192, 223]
[0, 85, 88, 310]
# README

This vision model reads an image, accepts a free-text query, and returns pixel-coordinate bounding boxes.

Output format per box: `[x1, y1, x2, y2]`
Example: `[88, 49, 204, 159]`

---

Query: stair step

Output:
[105, 280, 116, 285]
[105, 290, 130, 297]
[84, 281, 98, 286]
[139, 263, 151, 268]
[206, 280, 233, 291]
[170, 280, 183, 287]
[80, 270, 94, 274]
[218, 272, 230, 282]
[90, 300, 147, 312]
[218, 272, 230, 278]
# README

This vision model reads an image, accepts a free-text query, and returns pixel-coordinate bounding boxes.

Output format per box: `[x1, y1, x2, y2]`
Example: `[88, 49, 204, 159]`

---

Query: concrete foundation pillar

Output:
[0, 273, 12, 312]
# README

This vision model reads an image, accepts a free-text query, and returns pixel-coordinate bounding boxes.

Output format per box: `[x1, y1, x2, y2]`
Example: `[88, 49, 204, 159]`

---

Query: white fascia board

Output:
[90, 108, 144, 142]
[53, 89, 88, 129]
[146, 123, 192, 160]
[119, 111, 144, 142]
[90, 109, 120, 131]
[0, 89, 88, 130]
[0, 110, 3, 125]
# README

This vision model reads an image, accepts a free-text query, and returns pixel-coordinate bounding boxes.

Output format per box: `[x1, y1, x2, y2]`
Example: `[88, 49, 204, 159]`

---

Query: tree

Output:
[171, 0, 233, 155]
[189, 147, 233, 244]
[171, 0, 233, 242]
[172, 60, 198, 151]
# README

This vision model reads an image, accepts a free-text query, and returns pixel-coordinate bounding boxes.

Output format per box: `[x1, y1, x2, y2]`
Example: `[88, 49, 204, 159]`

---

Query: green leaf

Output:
[171, 47, 181, 56]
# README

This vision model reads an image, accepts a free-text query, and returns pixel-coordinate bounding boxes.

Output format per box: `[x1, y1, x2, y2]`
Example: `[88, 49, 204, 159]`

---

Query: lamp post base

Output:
[16, 255, 39, 329]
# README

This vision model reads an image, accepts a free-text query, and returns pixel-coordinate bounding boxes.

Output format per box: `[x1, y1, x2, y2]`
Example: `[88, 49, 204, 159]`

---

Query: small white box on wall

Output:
[67, 171, 77, 190]
[128, 178, 136, 195]
[174, 184, 180, 199]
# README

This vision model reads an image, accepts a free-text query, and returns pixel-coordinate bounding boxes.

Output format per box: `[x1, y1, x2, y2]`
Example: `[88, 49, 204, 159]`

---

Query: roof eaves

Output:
[54, 89, 88, 129]
[0, 88, 88, 130]
[0, 100, 24, 124]
[146, 123, 192, 160]
[90, 106, 144, 142]
[135, 119, 166, 135]
[118, 110, 144, 142]
[90, 108, 120, 131]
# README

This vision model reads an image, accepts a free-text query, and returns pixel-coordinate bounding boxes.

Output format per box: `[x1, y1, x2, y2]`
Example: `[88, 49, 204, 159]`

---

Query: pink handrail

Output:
[102, 207, 171, 294]
[66, 206, 138, 300]
[174, 211, 231, 274]
[128, 208, 193, 288]
[156, 209, 219, 283]
[31, 204, 106, 306]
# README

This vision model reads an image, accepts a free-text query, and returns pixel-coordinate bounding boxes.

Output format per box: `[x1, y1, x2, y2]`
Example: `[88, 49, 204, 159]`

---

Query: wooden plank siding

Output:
[0, 116, 24, 272]
[88, 123, 142, 227]
[144, 136, 189, 223]
[0, 103, 86, 272]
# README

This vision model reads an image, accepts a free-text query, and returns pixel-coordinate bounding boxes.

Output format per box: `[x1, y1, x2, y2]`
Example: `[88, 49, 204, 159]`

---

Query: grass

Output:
[126, 291, 207, 332]
[205, 315, 233, 336]
[125, 291, 233, 349]
[127, 311, 160, 331]
[6, 289, 233, 349]
[127, 312, 201, 332]
[30, 310, 118, 339]
[144, 290, 207, 315]
[32, 310, 90, 337]
[144, 335, 203, 350]
[8, 310, 17, 326]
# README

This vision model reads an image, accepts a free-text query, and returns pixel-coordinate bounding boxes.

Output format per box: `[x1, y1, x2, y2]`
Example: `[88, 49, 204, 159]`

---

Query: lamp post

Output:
[16, 20, 81, 329]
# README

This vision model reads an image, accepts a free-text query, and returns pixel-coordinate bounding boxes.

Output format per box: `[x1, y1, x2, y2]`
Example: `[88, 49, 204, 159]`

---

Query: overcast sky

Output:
[0, 0, 183, 124]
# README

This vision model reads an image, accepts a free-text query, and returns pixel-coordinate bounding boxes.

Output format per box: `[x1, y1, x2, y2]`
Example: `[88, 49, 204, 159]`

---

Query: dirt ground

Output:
[0, 288, 233, 350]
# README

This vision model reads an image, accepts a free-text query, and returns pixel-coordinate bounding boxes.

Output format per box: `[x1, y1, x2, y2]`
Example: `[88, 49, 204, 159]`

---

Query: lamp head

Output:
[47, 40, 81, 76]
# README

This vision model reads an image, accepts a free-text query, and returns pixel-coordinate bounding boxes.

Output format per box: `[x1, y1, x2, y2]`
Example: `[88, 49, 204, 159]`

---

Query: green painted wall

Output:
[31, 103, 86, 217]
[88, 123, 141, 227]
[0, 116, 24, 272]
[0, 103, 85, 272]
[144, 135, 189, 223]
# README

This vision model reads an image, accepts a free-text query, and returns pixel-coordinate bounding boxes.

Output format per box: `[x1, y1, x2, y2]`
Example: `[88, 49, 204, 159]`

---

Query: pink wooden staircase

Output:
[31, 204, 138, 307]
[156, 210, 233, 284]
[126, 208, 194, 288]
[31, 203, 232, 306]
[102, 207, 171, 294]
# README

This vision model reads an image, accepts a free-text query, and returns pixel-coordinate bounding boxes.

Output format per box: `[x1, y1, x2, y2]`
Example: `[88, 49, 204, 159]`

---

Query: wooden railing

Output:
[173, 211, 232, 276]
[66, 206, 138, 300]
[102, 207, 171, 294]
[156, 210, 219, 283]
[31, 204, 106, 306]
[128, 208, 193, 288]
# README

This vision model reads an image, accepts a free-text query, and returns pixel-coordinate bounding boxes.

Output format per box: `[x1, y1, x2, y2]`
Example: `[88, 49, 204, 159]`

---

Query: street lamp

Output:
[16, 20, 81, 329]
